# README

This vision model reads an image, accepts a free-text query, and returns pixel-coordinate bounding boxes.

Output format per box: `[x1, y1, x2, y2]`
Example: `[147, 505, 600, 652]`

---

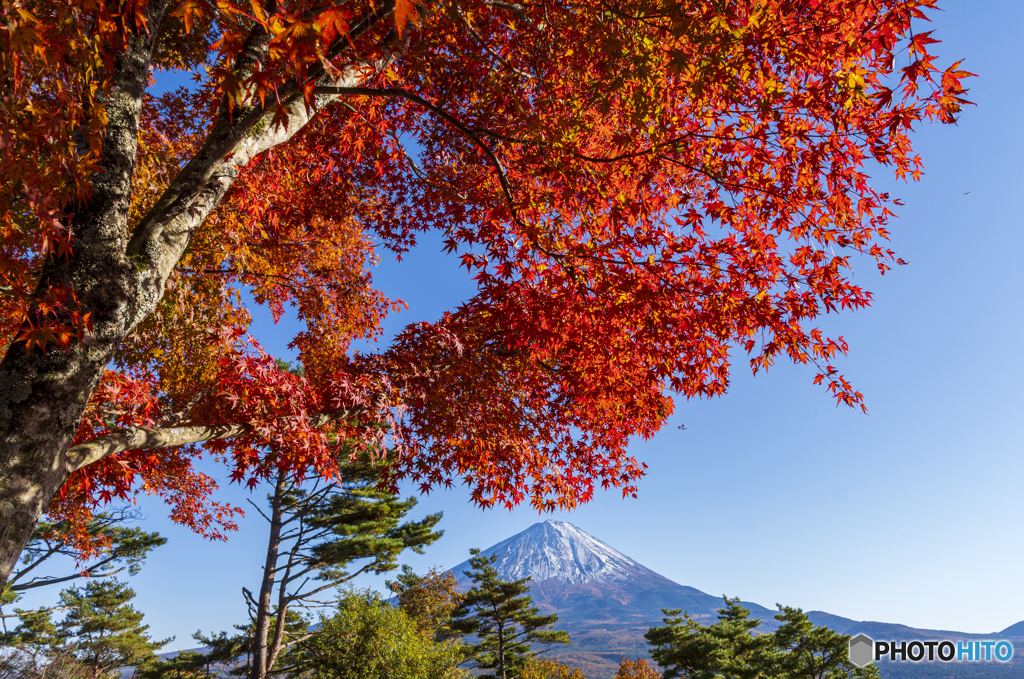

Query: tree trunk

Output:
[249, 469, 287, 679]
[0, 0, 169, 589]
[0, 1, 396, 591]
[264, 550, 294, 675]
[498, 618, 507, 679]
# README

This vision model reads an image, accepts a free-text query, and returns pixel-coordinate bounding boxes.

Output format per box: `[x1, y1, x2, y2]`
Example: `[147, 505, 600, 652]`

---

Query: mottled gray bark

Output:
[0, 1, 399, 589]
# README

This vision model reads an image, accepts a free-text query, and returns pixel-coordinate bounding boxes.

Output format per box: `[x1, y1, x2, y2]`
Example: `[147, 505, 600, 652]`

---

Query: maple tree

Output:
[614, 657, 659, 679]
[388, 565, 466, 641]
[0, 0, 970, 587]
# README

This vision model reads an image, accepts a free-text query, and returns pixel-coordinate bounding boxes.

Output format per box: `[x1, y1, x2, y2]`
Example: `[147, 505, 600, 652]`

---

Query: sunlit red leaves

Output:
[0, 0, 141, 350]
[394, 0, 419, 38]
[1, 0, 971, 534]
[314, 7, 351, 48]
[55, 370, 245, 557]
[52, 443, 244, 551]
[55, 368, 239, 548]
[58, 83, 411, 536]
[168, 0, 392, 119]
[331, 310, 658, 511]
[388, 0, 969, 422]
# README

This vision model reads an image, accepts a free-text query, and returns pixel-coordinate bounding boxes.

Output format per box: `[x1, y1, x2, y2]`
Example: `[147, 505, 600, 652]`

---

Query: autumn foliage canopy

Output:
[0, 0, 969, 556]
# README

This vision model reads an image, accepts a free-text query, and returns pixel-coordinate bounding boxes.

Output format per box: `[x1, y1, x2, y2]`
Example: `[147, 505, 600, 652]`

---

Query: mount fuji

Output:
[453, 520, 650, 585]
[449, 520, 781, 677]
[449, 521, 1024, 679]
[450, 520, 777, 631]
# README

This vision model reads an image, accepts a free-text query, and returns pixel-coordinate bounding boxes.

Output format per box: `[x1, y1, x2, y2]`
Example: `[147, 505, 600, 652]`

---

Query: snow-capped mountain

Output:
[449, 520, 777, 678]
[447, 522, 1024, 679]
[450, 520, 662, 586]
[449, 520, 765, 628]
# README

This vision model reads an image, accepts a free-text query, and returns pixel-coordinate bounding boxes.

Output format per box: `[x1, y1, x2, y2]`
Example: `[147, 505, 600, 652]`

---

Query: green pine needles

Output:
[3, 579, 169, 678]
[451, 549, 570, 679]
[195, 445, 443, 679]
[645, 597, 881, 679]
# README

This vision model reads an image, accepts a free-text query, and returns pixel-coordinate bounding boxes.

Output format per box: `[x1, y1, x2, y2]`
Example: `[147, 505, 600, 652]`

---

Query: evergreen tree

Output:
[60, 580, 170, 679]
[1, 508, 164, 630]
[6, 579, 169, 679]
[7, 509, 166, 593]
[135, 650, 210, 679]
[197, 441, 443, 679]
[450, 549, 570, 679]
[190, 623, 267, 678]
[645, 597, 767, 679]
[192, 625, 254, 672]
[770, 606, 878, 679]
[645, 597, 880, 679]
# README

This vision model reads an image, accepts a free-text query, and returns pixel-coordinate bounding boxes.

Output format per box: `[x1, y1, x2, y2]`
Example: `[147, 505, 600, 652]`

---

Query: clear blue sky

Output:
[16, 0, 1024, 650]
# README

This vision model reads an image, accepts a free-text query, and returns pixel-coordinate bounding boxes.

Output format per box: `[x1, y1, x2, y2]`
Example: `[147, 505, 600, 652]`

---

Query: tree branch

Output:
[5, 544, 61, 587]
[123, 4, 407, 328]
[10, 563, 126, 592]
[64, 409, 359, 474]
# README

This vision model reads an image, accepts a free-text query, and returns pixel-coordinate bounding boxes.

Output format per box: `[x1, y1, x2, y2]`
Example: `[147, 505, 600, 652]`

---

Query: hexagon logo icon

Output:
[849, 633, 874, 667]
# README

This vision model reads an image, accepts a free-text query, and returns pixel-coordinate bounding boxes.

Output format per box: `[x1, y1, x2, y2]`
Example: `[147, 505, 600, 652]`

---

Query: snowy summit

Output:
[451, 520, 658, 585]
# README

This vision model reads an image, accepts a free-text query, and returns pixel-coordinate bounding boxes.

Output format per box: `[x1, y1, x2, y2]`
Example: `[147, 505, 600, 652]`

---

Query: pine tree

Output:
[1, 508, 164, 630]
[7, 508, 166, 593]
[770, 606, 880, 679]
[59, 580, 170, 679]
[450, 549, 570, 679]
[7, 579, 169, 679]
[197, 441, 443, 679]
[645, 597, 767, 679]
[191, 623, 263, 678]
[645, 597, 880, 679]
[135, 650, 209, 679]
